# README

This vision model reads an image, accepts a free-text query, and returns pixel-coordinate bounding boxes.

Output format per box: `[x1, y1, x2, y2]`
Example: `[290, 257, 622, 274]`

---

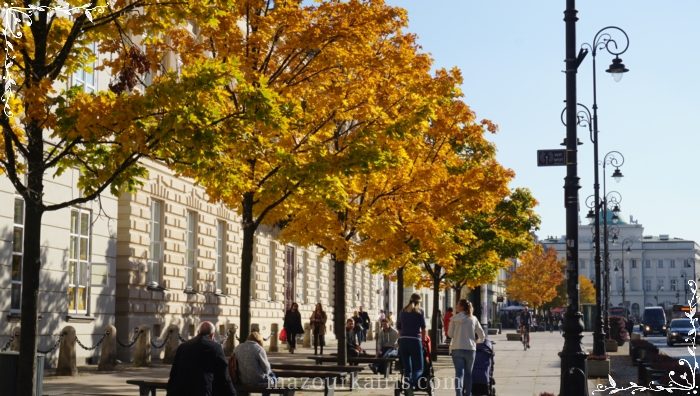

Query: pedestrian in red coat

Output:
[444, 307, 454, 339]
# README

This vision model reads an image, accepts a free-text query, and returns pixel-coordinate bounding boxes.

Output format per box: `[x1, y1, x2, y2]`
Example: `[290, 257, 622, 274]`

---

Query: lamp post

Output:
[601, 153, 624, 341]
[680, 273, 688, 304]
[613, 238, 633, 309]
[560, 3, 588, 394]
[578, 24, 630, 357]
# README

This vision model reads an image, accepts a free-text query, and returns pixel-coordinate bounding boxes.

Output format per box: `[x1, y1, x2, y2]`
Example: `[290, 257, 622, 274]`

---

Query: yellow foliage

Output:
[505, 246, 564, 308]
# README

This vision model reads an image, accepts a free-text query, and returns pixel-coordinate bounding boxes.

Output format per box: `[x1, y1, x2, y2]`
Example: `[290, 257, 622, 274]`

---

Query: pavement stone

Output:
[40, 330, 637, 396]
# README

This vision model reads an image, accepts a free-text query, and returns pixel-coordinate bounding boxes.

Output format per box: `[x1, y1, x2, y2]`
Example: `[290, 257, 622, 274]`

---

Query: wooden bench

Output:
[273, 369, 346, 396]
[307, 355, 398, 378]
[126, 379, 300, 396]
[271, 364, 363, 389]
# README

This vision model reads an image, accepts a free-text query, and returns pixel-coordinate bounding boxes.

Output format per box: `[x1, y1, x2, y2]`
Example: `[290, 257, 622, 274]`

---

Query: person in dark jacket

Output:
[310, 303, 328, 355]
[358, 306, 371, 342]
[283, 302, 304, 354]
[167, 321, 236, 396]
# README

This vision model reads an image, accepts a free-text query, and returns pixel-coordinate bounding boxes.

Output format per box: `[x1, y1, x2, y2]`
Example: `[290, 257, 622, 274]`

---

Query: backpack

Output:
[228, 352, 240, 384]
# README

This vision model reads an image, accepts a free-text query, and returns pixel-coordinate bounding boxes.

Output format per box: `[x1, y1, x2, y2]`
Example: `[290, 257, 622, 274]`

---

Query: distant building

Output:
[541, 216, 700, 319]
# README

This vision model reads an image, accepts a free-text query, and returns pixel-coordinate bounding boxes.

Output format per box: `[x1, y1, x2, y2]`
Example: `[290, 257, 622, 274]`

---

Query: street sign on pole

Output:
[537, 149, 567, 166]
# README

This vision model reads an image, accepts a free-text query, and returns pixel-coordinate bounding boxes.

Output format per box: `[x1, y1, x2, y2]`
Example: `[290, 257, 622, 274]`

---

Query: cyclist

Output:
[519, 309, 532, 350]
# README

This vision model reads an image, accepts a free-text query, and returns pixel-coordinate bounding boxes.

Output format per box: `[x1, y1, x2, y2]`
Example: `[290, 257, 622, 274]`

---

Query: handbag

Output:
[279, 328, 287, 342]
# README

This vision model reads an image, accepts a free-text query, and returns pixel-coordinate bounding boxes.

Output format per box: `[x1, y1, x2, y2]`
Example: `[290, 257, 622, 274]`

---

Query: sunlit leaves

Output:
[505, 246, 565, 308]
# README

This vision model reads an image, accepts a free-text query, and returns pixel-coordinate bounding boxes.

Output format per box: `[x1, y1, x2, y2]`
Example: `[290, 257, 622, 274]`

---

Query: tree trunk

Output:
[239, 192, 256, 342]
[333, 257, 347, 365]
[396, 267, 404, 316]
[17, 183, 45, 396]
[430, 265, 442, 361]
[452, 284, 464, 307]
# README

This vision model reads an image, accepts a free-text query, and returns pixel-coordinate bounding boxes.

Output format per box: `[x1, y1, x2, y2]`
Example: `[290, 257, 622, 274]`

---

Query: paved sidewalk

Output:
[42, 330, 632, 396]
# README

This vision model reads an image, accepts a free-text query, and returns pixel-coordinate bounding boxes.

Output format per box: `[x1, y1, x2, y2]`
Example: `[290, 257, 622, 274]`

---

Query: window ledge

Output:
[147, 284, 167, 292]
[184, 289, 200, 295]
[8, 313, 43, 322]
[66, 314, 95, 323]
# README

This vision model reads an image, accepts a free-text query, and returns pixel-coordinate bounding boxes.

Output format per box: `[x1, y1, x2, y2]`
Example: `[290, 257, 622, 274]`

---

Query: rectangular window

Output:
[11, 198, 24, 311]
[71, 43, 97, 93]
[300, 251, 308, 304]
[645, 260, 651, 269]
[658, 260, 664, 269]
[268, 242, 276, 301]
[644, 279, 651, 291]
[68, 208, 91, 313]
[631, 259, 637, 269]
[657, 278, 664, 290]
[148, 200, 164, 287]
[670, 279, 678, 291]
[185, 210, 197, 291]
[215, 220, 226, 293]
[685, 259, 692, 268]
[670, 259, 675, 269]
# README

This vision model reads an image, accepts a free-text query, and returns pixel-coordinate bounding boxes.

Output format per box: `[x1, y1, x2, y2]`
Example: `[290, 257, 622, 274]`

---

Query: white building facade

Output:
[541, 217, 700, 319]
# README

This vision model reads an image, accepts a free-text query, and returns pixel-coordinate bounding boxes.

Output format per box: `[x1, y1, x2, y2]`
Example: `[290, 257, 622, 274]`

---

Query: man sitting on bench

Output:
[369, 318, 398, 374]
[167, 321, 236, 396]
[234, 331, 277, 387]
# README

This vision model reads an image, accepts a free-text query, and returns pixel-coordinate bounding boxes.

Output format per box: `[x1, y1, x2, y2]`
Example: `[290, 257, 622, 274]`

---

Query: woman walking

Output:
[283, 302, 304, 354]
[310, 303, 327, 355]
[396, 293, 427, 396]
[448, 299, 485, 396]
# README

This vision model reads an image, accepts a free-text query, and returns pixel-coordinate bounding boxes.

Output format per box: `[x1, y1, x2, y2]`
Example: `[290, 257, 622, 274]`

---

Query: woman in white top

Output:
[447, 299, 485, 396]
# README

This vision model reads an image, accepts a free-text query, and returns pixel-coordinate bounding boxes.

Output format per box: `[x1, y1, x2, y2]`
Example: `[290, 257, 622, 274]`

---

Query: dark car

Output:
[667, 318, 700, 346]
[641, 306, 667, 336]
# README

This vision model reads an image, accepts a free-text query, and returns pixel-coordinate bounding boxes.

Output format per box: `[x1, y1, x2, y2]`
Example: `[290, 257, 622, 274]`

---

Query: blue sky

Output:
[385, 1, 700, 244]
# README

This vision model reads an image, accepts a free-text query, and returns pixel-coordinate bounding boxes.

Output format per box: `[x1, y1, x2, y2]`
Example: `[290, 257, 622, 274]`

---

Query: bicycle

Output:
[520, 326, 530, 350]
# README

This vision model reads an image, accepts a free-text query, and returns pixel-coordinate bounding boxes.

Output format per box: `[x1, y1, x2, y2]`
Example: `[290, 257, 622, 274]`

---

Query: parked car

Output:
[641, 306, 667, 336]
[667, 318, 700, 346]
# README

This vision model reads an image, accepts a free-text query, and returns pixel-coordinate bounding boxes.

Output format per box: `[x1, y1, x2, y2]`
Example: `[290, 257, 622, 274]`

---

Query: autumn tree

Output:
[546, 275, 595, 309]
[506, 246, 564, 309]
[0, 1, 239, 394]
[168, 0, 452, 351]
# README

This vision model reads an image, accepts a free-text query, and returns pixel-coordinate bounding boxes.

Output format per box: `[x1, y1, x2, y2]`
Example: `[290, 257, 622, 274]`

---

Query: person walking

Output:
[359, 306, 371, 343]
[396, 293, 427, 396]
[283, 302, 304, 354]
[448, 299, 485, 396]
[167, 321, 237, 396]
[310, 303, 327, 355]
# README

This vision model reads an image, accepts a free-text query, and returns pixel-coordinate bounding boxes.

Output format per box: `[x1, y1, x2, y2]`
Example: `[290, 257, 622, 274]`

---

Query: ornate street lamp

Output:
[578, 24, 630, 357]
[613, 238, 633, 310]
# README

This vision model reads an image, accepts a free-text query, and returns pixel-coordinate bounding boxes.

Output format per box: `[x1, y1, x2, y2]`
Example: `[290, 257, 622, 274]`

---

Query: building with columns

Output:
[541, 216, 700, 319]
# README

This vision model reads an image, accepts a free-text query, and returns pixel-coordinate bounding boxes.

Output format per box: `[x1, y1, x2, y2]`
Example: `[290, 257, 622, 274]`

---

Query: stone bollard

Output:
[56, 326, 78, 376]
[162, 325, 180, 364]
[133, 325, 151, 367]
[269, 323, 279, 353]
[223, 324, 237, 357]
[302, 323, 311, 348]
[11, 326, 20, 352]
[367, 323, 374, 341]
[98, 325, 118, 371]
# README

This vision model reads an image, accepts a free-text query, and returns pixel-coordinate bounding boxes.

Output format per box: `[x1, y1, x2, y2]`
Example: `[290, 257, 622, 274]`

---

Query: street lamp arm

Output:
[590, 26, 630, 57]
[603, 151, 625, 169]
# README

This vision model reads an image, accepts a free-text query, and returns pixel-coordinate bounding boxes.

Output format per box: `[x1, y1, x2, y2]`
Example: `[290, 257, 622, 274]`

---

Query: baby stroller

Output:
[395, 336, 435, 396]
[472, 339, 496, 396]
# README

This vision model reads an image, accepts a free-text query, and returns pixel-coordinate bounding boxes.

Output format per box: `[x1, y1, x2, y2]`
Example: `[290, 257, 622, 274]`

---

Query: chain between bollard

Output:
[116, 329, 143, 348]
[76, 331, 109, 351]
[37, 333, 64, 354]
[150, 331, 171, 349]
[1, 335, 14, 352]
[177, 333, 188, 343]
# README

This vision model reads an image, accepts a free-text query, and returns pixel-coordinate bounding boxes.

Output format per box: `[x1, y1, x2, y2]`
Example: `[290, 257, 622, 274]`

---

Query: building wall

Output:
[542, 220, 700, 319]
[114, 160, 387, 361]
[0, 170, 118, 366]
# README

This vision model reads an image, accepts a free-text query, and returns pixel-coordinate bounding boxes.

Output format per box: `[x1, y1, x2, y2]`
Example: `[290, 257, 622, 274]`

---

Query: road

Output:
[645, 335, 698, 363]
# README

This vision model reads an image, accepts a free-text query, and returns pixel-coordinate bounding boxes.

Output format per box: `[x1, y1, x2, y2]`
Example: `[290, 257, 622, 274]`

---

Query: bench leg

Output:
[323, 378, 335, 396]
[137, 385, 152, 396]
